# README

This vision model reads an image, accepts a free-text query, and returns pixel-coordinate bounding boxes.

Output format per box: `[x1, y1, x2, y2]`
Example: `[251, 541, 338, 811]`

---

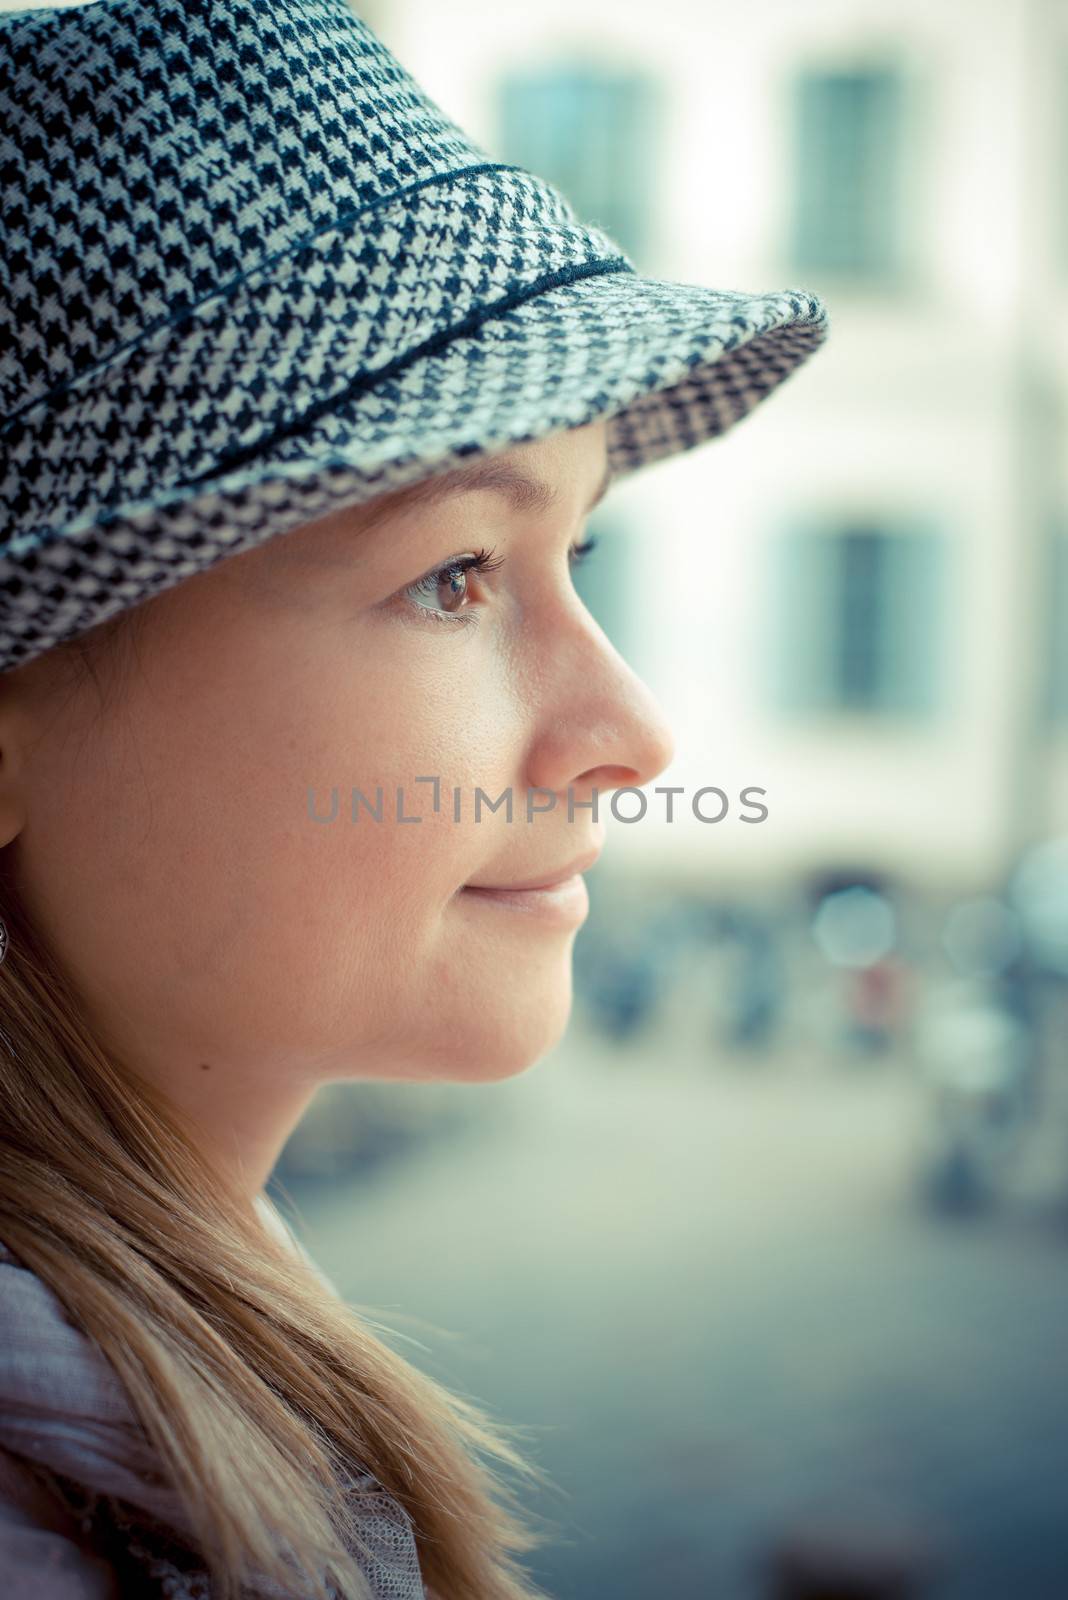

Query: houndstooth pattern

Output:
[47, 1465, 426, 1599]
[0, 0, 828, 674]
[0, 1227, 427, 1599]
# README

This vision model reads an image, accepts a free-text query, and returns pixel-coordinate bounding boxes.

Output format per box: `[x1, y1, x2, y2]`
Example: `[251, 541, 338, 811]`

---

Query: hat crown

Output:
[0, 0, 577, 424]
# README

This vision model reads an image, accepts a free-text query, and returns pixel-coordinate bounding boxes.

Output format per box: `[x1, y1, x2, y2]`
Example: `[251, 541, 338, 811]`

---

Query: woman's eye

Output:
[399, 536, 598, 631]
[406, 561, 471, 619]
[401, 547, 505, 629]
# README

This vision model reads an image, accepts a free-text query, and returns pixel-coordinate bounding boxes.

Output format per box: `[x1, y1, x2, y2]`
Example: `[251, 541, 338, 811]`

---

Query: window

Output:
[570, 508, 639, 668]
[495, 63, 660, 264]
[769, 519, 945, 717]
[1048, 528, 1068, 723]
[789, 65, 906, 284]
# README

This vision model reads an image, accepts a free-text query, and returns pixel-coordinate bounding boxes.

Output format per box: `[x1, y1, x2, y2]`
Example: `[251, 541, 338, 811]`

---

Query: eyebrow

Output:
[363, 454, 615, 529]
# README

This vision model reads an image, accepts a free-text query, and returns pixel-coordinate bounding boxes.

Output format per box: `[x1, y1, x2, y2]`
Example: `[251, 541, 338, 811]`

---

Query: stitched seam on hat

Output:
[169, 255, 628, 484]
[0, 160, 541, 436]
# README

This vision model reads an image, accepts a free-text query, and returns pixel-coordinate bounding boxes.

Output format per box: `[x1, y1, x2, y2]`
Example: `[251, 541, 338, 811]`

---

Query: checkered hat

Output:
[0, 0, 828, 676]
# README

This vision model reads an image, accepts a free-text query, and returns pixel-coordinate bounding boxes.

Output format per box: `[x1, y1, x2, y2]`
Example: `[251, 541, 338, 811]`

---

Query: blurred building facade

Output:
[357, 0, 1068, 899]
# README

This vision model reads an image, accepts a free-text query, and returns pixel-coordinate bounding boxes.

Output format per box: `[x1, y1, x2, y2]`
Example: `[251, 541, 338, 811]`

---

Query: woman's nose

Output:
[524, 606, 677, 800]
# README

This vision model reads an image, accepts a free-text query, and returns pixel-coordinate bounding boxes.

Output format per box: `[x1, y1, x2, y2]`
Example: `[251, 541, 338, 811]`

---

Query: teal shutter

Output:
[1047, 528, 1068, 723]
[792, 66, 904, 283]
[570, 508, 637, 666]
[768, 519, 944, 719]
[834, 526, 887, 708]
[496, 64, 660, 263]
[767, 522, 839, 715]
[880, 521, 946, 716]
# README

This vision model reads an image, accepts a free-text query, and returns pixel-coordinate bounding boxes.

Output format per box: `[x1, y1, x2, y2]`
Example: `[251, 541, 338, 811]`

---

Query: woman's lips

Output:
[459, 874, 590, 923]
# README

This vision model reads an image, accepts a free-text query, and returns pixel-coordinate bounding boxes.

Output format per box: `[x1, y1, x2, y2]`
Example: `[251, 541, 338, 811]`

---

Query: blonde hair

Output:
[0, 609, 556, 1600]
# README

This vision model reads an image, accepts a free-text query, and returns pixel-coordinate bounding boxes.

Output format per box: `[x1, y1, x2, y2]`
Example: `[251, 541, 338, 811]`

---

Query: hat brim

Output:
[1, 269, 826, 672]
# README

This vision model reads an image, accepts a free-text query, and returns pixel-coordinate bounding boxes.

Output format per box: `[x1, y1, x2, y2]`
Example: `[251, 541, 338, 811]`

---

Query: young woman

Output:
[0, 1, 828, 1597]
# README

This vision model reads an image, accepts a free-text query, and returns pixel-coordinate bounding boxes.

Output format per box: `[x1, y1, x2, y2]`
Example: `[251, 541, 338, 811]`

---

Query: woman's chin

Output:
[404, 981, 574, 1085]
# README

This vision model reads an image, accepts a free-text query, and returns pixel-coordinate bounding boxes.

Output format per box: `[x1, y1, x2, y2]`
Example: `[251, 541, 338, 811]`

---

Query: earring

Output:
[0, 918, 8, 967]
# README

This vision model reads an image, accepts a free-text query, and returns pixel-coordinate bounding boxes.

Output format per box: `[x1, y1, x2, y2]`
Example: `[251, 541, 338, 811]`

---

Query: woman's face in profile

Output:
[0, 419, 673, 1149]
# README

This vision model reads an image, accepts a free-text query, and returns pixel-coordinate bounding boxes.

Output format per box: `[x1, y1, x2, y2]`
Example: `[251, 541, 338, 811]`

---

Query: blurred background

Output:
[258, 0, 1068, 1595]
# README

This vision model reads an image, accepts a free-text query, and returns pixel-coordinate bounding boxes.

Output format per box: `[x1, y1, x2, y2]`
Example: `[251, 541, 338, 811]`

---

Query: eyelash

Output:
[402, 536, 600, 630]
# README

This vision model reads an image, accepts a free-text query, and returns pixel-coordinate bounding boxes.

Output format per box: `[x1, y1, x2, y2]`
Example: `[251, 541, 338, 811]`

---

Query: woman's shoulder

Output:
[0, 1236, 131, 1424]
[0, 1252, 201, 1598]
[0, 1445, 122, 1599]
[0, 1234, 95, 1384]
